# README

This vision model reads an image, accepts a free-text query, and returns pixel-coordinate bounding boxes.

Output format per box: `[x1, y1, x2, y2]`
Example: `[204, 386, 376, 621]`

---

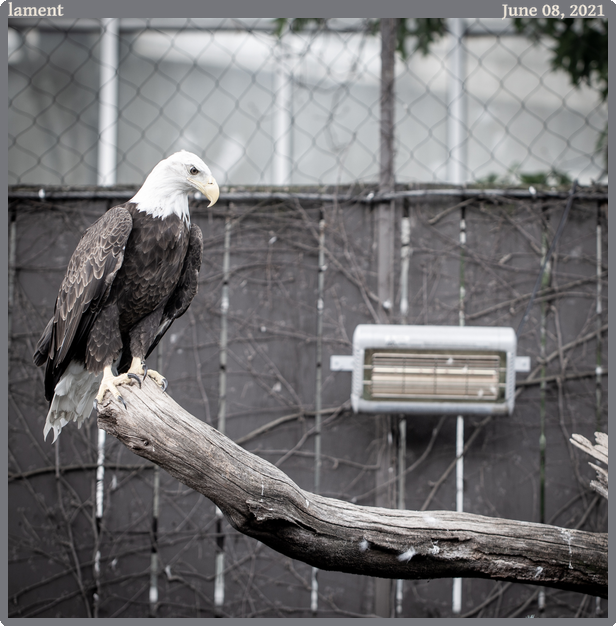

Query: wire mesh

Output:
[8, 18, 607, 187]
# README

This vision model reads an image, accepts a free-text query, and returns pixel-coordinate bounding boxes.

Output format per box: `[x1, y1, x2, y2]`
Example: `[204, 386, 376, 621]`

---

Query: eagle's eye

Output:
[189, 166, 199, 175]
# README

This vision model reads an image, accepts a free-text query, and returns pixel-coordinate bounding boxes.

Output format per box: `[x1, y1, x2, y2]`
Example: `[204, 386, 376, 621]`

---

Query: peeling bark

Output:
[97, 378, 608, 598]
[571, 432, 608, 500]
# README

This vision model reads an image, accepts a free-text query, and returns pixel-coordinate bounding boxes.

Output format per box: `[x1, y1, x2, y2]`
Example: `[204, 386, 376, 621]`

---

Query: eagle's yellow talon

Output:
[95, 366, 138, 407]
[124, 357, 167, 390]
[127, 372, 142, 387]
[146, 369, 168, 391]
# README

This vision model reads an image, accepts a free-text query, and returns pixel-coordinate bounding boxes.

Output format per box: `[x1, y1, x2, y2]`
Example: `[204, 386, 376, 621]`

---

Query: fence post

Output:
[447, 18, 466, 184]
[274, 27, 293, 186]
[375, 17, 397, 619]
[377, 18, 396, 321]
[213, 213, 232, 616]
[97, 18, 119, 186]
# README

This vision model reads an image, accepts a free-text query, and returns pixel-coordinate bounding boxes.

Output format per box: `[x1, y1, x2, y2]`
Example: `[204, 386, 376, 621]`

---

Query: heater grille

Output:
[364, 350, 506, 402]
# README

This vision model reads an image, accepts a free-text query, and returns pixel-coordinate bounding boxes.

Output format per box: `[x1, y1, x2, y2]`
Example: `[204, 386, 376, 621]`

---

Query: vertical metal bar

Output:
[396, 201, 410, 616]
[311, 208, 326, 615]
[8, 209, 17, 354]
[149, 464, 160, 616]
[93, 428, 105, 617]
[93, 21, 119, 613]
[594, 203, 603, 618]
[451, 415, 464, 614]
[458, 207, 466, 328]
[447, 18, 466, 185]
[595, 204, 603, 433]
[214, 509, 224, 614]
[315, 209, 325, 498]
[274, 30, 292, 186]
[376, 18, 397, 617]
[218, 216, 231, 436]
[95, 432, 105, 523]
[377, 18, 396, 322]
[452, 205, 466, 614]
[310, 567, 319, 616]
[380, 19, 396, 195]
[399, 201, 410, 325]
[149, 347, 163, 617]
[538, 208, 550, 615]
[375, 18, 397, 618]
[377, 206, 395, 319]
[97, 18, 119, 186]
[395, 416, 406, 617]
[215, 214, 231, 615]
[539, 211, 549, 522]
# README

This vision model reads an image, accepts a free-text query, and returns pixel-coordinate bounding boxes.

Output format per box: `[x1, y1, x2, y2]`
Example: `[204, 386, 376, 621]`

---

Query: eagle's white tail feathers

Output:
[44, 362, 102, 442]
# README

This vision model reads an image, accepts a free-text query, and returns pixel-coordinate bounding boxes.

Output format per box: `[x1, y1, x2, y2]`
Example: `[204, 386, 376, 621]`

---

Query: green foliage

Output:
[396, 18, 448, 58]
[274, 18, 607, 101]
[513, 18, 608, 101]
[273, 18, 327, 37]
[513, 17, 608, 173]
[273, 18, 607, 176]
[475, 164, 572, 187]
[519, 169, 572, 186]
[596, 121, 608, 172]
[273, 18, 448, 58]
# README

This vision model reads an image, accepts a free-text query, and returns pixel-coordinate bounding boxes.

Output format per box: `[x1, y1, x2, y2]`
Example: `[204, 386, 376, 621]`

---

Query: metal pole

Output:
[274, 29, 292, 186]
[311, 209, 326, 615]
[375, 18, 397, 619]
[395, 416, 406, 617]
[149, 464, 160, 616]
[452, 206, 466, 615]
[396, 200, 410, 616]
[8, 210, 17, 354]
[595, 204, 603, 433]
[538, 208, 550, 615]
[447, 18, 466, 185]
[314, 210, 325, 499]
[219, 216, 231, 436]
[214, 215, 232, 615]
[539, 212, 550, 512]
[92, 428, 105, 617]
[97, 18, 119, 186]
[594, 203, 603, 618]
[93, 21, 120, 612]
[149, 347, 163, 617]
[399, 201, 410, 325]
[377, 18, 396, 321]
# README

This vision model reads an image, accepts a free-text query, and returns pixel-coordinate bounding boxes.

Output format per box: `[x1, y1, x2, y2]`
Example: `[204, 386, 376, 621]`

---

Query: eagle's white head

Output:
[130, 150, 220, 222]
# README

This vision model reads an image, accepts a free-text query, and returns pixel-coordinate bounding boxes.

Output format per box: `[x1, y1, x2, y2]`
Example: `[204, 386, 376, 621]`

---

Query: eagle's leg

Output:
[126, 356, 168, 392]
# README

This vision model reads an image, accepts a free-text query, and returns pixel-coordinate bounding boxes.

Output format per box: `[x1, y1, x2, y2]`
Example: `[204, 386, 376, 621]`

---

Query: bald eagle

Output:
[33, 151, 219, 441]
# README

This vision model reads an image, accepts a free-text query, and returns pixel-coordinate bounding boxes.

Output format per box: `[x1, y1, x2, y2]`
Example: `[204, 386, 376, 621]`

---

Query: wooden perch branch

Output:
[571, 432, 608, 500]
[97, 379, 608, 598]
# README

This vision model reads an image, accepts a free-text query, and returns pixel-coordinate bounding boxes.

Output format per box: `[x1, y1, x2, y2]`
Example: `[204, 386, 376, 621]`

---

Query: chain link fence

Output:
[9, 17, 607, 187]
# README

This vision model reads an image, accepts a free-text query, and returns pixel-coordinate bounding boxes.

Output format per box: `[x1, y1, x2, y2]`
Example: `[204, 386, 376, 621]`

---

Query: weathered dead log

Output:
[97, 378, 608, 598]
[571, 432, 608, 500]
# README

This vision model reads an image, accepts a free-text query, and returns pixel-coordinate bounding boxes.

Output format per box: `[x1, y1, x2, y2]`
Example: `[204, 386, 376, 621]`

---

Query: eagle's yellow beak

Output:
[194, 175, 219, 207]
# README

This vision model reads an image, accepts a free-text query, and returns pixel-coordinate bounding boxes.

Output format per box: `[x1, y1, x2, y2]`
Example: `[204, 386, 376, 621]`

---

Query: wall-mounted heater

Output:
[349, 325, 517, 416]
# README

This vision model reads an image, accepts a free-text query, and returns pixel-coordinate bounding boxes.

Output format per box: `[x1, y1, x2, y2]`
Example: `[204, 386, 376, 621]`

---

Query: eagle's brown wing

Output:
[33, 205, 133, 400]
[144, 223, 203, 361]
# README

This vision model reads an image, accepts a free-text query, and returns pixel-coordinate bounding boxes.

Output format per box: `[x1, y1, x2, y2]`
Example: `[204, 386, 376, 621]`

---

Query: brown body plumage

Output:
[33, 151, 219, 441]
